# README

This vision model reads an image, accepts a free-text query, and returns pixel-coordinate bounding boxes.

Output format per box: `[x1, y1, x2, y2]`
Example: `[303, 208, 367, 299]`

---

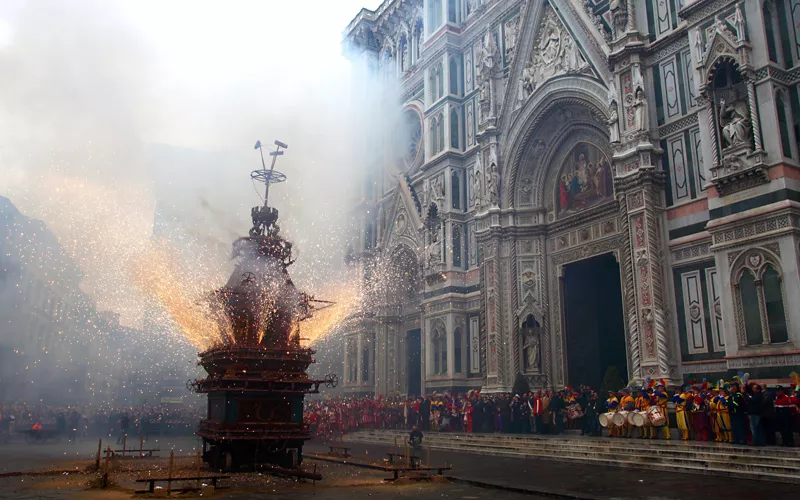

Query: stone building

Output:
[342, 0, 800, 396]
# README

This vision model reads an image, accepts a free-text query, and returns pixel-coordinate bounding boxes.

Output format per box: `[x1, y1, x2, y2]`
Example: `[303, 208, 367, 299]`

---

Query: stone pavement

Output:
[306, 440, 799, 500]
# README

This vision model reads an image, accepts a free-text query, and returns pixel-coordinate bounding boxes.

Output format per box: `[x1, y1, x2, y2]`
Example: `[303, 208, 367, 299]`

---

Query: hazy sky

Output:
[0, 0, 389, 328]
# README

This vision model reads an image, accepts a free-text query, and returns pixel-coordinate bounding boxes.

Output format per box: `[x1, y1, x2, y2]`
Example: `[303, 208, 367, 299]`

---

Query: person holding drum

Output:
[636, 388, 653, 439]
[604, 391, 619, 437]
[619, 389, 635, 438]
[653, 384, 672, 440]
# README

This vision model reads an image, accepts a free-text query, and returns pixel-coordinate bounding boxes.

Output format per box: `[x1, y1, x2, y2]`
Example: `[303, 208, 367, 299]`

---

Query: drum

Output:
[612, 411, 629, 427]
[568, 408, 584, 420]
[599, 413, 612, 427]
[629, 411, 646, 427]
[647, 406, 666, 427]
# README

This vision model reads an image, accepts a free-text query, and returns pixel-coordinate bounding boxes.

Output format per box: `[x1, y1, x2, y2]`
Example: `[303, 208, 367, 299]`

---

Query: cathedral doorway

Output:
[562, 253, 627, 390]
[406, 329, 422, 397]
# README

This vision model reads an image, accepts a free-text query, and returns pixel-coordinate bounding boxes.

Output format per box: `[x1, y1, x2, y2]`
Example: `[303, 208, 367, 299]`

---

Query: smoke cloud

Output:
[0, 0, 393, 336]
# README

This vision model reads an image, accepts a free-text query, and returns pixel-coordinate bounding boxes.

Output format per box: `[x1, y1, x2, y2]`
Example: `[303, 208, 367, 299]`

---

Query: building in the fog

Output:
[342, 0, 800, 396]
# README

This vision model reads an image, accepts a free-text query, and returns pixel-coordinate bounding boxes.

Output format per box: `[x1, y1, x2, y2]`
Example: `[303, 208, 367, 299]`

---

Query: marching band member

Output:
[692, 388, 711, 441]
[714, 388, 733, 443]
[619, 389, 635, 438]
[673, 386, 692, 441]
[605, 391, 619, 437]
[654, 383, 671, 440]
[635, 388, 652, 439]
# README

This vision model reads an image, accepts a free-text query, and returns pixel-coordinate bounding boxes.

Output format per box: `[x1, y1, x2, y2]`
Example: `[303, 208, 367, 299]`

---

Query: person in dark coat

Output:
[727, 383, 748, 445]
[582, 391, 600, 437]
[744, 384, 764, 446]
[761, 387, 776, 446]
[549, 391, 566, 435]
[419, 398, 431, 432]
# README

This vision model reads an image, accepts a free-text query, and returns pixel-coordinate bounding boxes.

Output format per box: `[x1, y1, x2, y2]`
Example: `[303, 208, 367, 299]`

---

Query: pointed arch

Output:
[500, 76, 611, 210]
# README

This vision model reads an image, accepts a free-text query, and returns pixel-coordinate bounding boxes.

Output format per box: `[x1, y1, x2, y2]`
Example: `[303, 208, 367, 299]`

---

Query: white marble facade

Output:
[342, 0, 800, 395]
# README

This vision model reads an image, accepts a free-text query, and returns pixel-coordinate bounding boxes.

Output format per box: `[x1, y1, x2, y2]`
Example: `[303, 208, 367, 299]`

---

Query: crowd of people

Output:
[305, 380, 800, 447]
[0, 403, 204, 443]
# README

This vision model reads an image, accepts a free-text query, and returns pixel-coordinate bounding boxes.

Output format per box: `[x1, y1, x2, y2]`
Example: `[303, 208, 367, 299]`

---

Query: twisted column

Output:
[705, 98, 720, 167]
[747, 79, 763, 152]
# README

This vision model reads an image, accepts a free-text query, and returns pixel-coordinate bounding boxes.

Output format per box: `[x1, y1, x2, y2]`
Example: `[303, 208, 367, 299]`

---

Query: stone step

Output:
[418, 439, 800, 469]
[357, 430, 800, 458]
[350, 435, 800, 484]
[355, 434, 800, 466]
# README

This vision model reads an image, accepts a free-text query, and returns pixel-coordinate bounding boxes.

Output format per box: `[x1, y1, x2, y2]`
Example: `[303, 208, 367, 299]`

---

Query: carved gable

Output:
[513, 4, 593, 110]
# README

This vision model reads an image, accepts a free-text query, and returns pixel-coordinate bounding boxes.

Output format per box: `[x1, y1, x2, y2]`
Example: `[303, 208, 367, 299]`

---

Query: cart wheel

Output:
[25, 433, 35, 444]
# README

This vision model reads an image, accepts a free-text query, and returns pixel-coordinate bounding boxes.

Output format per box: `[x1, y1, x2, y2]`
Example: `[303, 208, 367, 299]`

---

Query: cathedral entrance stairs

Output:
[346, 429, 800, 483]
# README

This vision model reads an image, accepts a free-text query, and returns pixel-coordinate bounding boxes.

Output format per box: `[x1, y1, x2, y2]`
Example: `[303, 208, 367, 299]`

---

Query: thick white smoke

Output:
[0, 0, 392, 330]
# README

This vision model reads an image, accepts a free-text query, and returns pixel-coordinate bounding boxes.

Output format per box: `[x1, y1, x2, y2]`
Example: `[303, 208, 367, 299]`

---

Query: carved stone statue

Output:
[633, 87, 648, 132]
[427, 226, 442, 266]
[734, 3, 747, 43]
[524, 334, 540, 372]
[487, 162, 499, 206]
[562, 33, 580, 73]
[518, 61, 535, 102]
[472, 153, 484, 209]
[608, 100, 620, 143]
[719, 90, 751, 148]
[431, 175, 445, 203]
[476, 29, 500, 104]
[610, 0, 628, 39]
[505, 17, 519, 62]
[693, 29, 704, 62]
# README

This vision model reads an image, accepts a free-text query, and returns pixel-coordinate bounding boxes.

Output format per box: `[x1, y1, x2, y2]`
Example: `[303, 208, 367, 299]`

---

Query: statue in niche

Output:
[431, 175, 445, 203]
[608, 100, 620, 143]
[427, 225, 442, 266]
[472, 153, 485, 209]
[694, 30, 704, 62]
[519, 61, 536, 102]
[557, 143, 612, 215]
[609, 0, 628, 39]
[734, 3, 747, 43]
[633, 86, 648, 132]
[719, 89, 751, 148]
[524, 334, 540, 372]
[505, 17, 519, 62]
[487, 150, 499, 206]
[477, 29, 499, 103]
[562, 33, 580, 73]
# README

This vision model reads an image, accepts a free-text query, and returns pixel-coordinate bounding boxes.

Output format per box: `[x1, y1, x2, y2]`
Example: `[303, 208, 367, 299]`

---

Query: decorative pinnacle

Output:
[252, 140, 289, 208]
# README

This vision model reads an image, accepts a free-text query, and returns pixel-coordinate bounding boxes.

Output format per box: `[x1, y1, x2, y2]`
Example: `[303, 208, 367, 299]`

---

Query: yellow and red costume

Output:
[673, 391, 691, 440]
[635, 391, 653, 438]
[619, 393, 635, 438]
[654, 388, 671, 440]
[713, 393, 732, 443]
[605, 394, 619, 437]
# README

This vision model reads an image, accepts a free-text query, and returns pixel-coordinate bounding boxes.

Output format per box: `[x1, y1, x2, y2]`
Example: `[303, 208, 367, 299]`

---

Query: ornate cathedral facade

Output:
[342, 0, 800, 396]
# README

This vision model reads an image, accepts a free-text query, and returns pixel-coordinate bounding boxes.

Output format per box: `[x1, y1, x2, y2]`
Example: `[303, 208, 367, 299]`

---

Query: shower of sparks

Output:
[127, 238, 234, 350]
[300, 276, 363, 347]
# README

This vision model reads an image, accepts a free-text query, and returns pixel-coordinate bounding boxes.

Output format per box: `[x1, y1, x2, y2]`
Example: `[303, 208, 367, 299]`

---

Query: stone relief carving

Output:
[517, 7, 587, 105]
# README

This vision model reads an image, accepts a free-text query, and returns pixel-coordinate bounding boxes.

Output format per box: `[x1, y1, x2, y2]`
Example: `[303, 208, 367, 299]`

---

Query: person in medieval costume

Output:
[673, 386, 692, 441]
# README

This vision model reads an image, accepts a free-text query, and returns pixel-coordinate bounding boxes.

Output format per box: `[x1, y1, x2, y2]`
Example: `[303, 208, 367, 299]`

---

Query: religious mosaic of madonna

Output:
[556, 142, 613, 216]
